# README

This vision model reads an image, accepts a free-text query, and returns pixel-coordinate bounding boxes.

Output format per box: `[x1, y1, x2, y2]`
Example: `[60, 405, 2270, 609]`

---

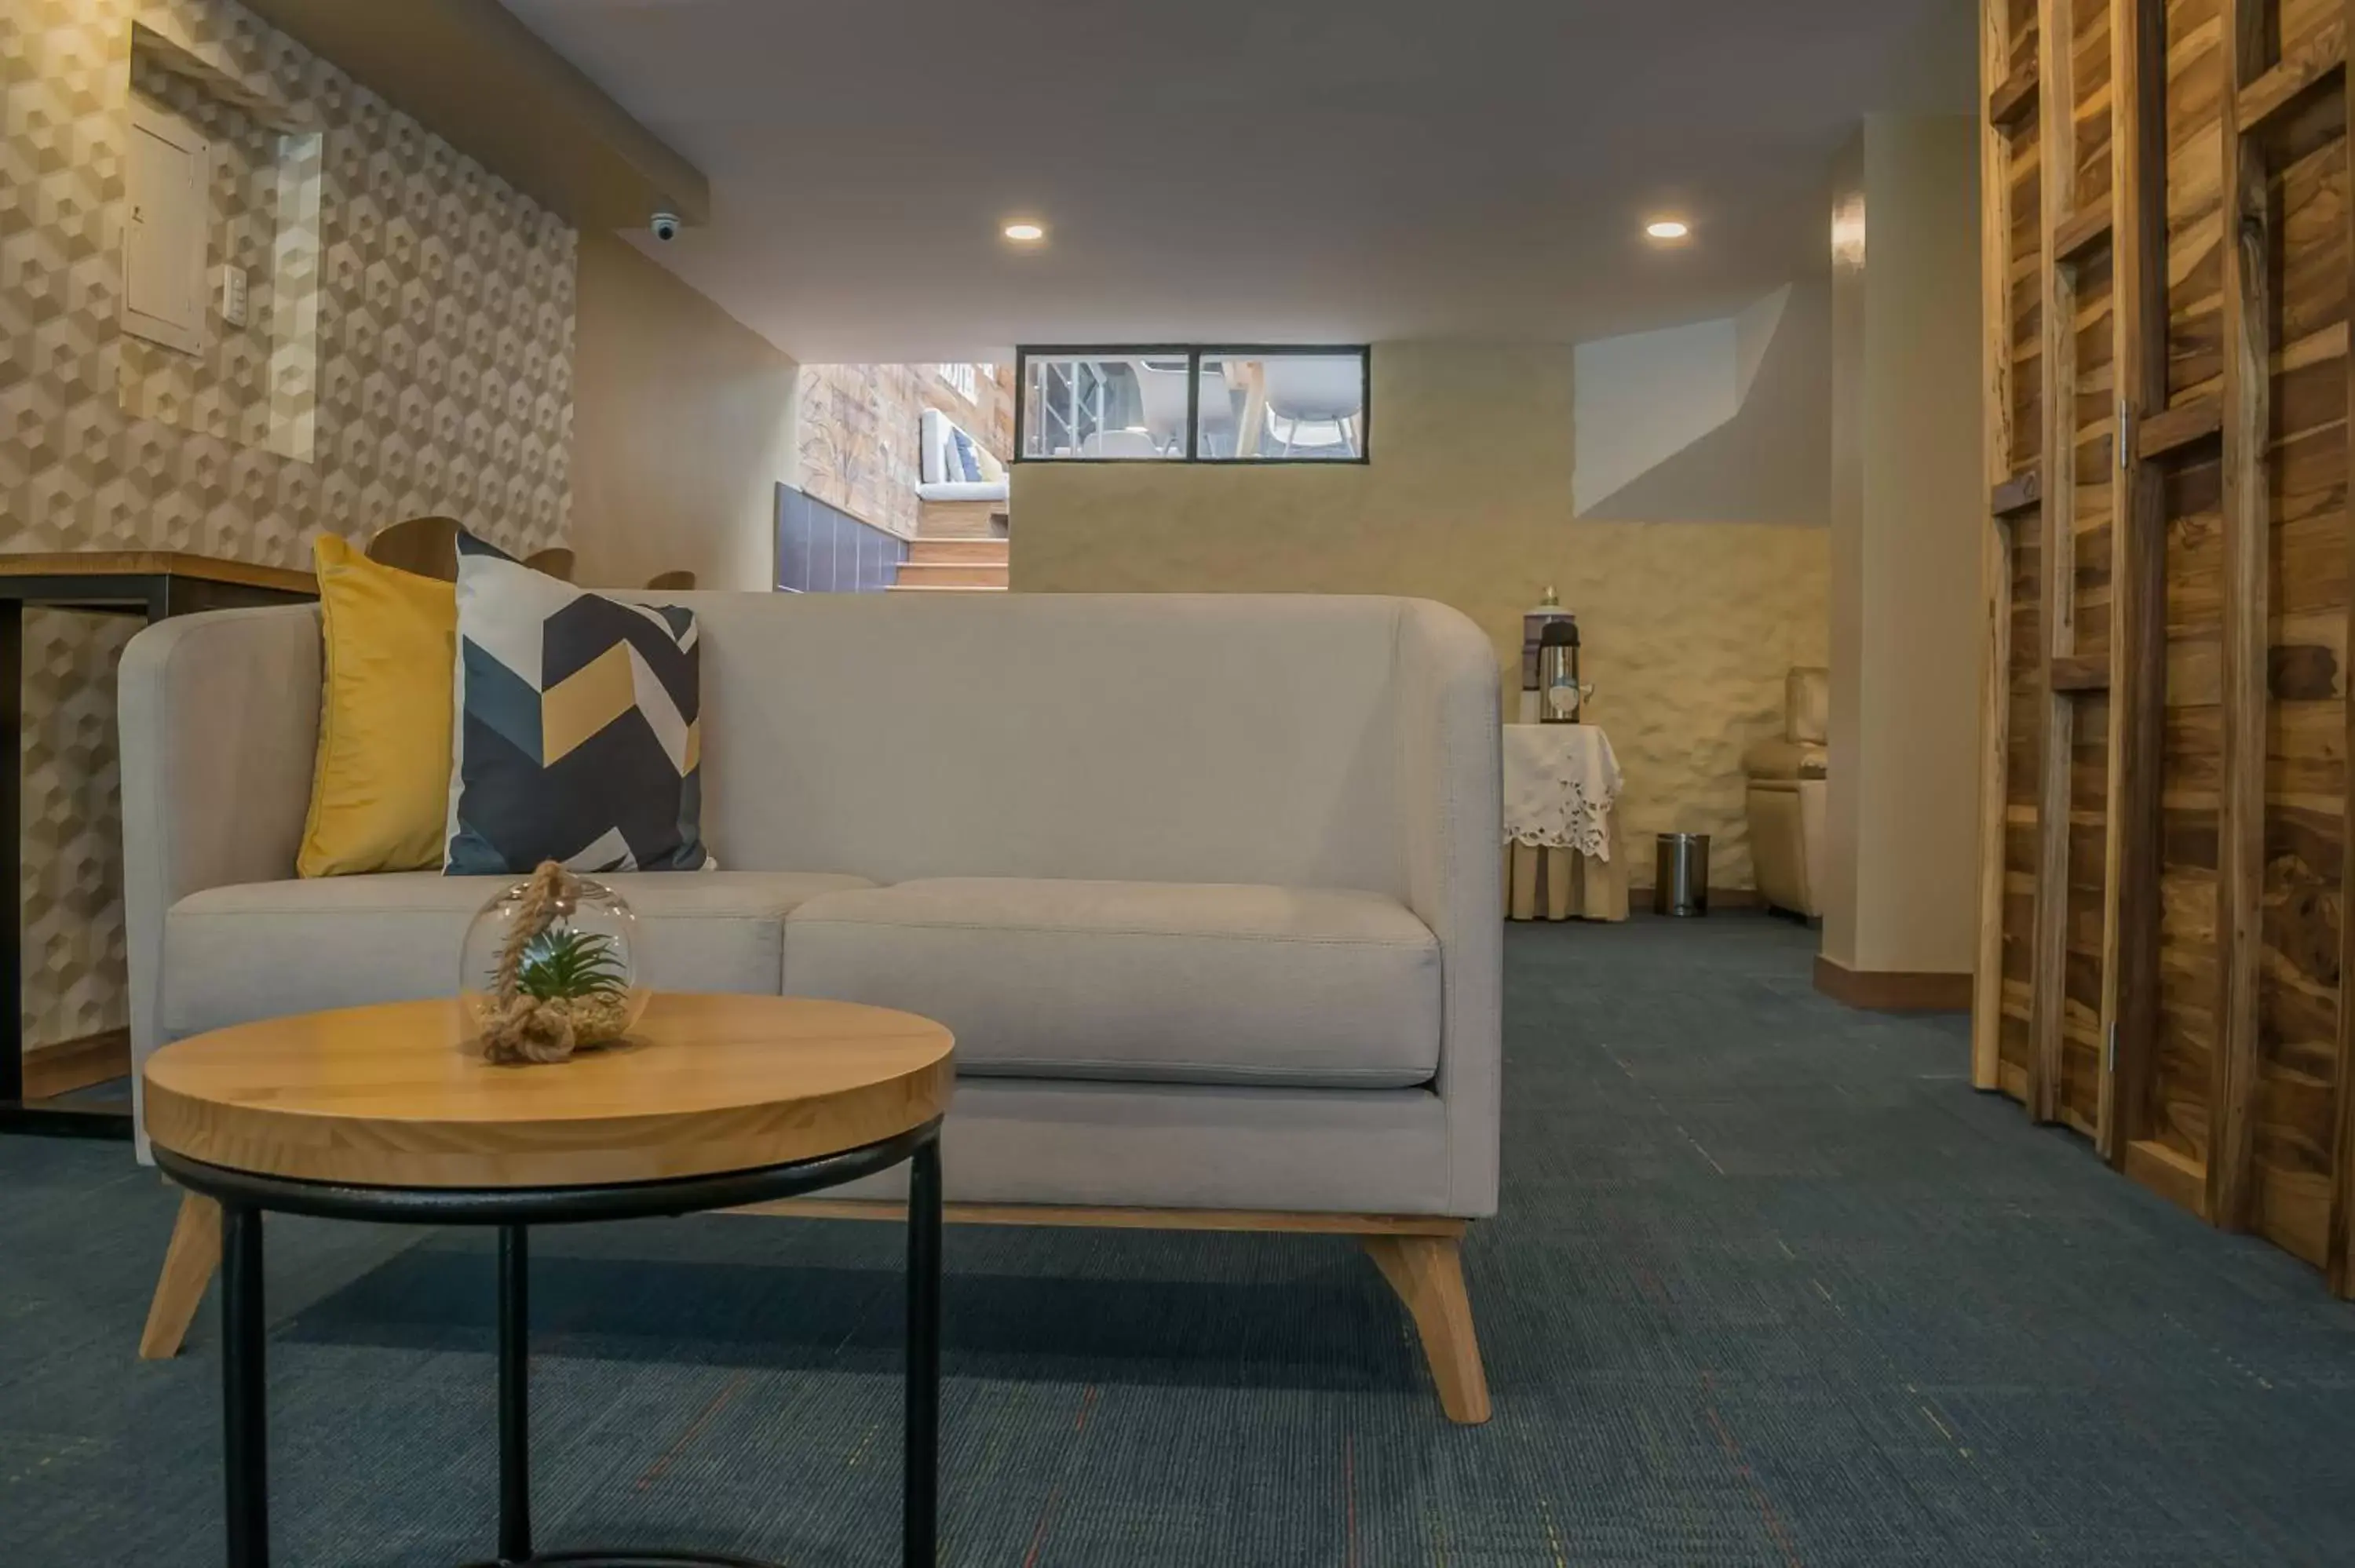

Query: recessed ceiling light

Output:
[1002, 221, 1046, 242]
[1645, 220, 1691, 241]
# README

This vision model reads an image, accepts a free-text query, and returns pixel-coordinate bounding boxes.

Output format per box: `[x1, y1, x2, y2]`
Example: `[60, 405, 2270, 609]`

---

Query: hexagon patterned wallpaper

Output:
[1, 0, 578, 1049]
[118, 42, 323, 462]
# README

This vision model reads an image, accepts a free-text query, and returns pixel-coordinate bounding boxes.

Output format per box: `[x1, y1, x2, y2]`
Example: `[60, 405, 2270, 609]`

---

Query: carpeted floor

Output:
[6, 914, 2354, 1566]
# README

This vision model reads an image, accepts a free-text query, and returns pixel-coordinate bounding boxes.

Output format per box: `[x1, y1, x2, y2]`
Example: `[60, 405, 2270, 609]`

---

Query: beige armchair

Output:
[1745, 668, 1829, 917]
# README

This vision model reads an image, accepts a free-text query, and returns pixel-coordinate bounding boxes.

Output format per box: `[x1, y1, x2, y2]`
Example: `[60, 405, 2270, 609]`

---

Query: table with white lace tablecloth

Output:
[1502, 724, 1627, 922]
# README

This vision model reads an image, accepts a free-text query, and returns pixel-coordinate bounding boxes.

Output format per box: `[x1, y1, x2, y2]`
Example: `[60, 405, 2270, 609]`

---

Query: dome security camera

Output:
[650, 212, 681, 242]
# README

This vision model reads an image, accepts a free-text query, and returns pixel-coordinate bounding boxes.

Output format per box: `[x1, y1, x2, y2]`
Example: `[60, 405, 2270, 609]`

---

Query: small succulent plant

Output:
[510, 927, 629, 1003]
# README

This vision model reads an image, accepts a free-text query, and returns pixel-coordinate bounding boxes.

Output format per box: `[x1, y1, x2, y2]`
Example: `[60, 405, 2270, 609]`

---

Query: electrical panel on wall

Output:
[122, 103, 208, 356]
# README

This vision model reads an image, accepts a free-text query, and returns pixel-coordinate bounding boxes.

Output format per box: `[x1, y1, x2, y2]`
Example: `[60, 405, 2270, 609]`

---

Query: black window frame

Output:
[1012, 345, 1372, 465]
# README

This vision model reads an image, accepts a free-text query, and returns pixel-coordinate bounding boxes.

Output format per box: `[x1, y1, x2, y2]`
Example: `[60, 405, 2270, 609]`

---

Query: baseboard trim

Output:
[1813, 955, 1972, 1012]
[22, 1026, 130, 1099]
[1624, 887, 1765, 913]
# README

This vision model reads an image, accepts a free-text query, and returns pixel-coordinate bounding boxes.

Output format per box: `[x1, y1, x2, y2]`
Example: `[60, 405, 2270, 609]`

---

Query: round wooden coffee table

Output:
[143, 992, 955, 1568]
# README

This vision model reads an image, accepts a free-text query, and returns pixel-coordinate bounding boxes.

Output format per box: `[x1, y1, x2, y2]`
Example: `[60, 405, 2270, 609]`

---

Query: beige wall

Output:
[1013, 341, 1830, 888]
[570, 233, 798, 592]
[4, 0, 575, 1047]
[1823, 116, 1985, 974]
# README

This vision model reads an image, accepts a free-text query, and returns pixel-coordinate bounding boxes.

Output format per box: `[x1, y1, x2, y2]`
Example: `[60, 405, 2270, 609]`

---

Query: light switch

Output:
[216, 264, 248, 329]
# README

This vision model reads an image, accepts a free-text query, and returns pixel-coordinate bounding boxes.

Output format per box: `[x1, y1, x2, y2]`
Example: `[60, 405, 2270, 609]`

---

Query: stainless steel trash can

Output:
[1653, 832, 1710, 917]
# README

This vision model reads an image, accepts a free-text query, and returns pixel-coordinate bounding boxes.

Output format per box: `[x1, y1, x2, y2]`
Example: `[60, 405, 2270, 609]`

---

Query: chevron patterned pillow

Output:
[442, 534, 712, 874]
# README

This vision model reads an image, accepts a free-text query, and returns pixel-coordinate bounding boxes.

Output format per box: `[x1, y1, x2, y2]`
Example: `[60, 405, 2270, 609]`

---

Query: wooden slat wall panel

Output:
[1977, 0, 2355, 1292]
[2061, 0, 2120, 1136]
[2031, 0, 2087, 1125]
[1987, 0, 2051, 1103]
[2106, 0, 2171, 1164]
[2251, 112, 2350, 1264]
[2014, 85, 2050, 473]
[2331, 0, 2355, 1304]
[2003, 507, 2046, 1099]
[2155, 453, 2227, 1171]
[2064, 694, 2114, 1132]
[1981, 0, 2029, 1092]
[2142, 0, 2237, 1194]
[2283, 0, 2338, 55]
[2167, 0, 2227, 404]
[2076, 248, 2121, 658]
[2015, 0, 2045, 70]
[2077, 0, 2120, 207]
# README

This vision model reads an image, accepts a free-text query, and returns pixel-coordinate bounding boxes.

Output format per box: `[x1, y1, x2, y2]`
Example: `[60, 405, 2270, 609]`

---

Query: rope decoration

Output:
[474, 860, 633, 1065]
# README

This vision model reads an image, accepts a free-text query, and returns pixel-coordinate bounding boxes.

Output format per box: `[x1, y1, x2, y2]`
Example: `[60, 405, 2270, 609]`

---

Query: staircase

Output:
[890, 535, 1007, 593]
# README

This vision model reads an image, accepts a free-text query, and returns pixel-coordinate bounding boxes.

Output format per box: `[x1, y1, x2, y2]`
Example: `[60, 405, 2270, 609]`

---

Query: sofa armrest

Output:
[1393, 599, 1504, 1217]
[1743, 736, 1828, 781]
[119, 605, 322, 1138]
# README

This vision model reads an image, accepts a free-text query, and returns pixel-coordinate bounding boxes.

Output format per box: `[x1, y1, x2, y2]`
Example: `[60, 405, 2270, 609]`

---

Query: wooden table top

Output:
[0, 550, 316, 595]
[143, 994, 955, 1190]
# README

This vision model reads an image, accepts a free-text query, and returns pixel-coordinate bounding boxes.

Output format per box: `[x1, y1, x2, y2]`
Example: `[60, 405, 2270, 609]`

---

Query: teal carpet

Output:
[5, 915, 2353, 1565]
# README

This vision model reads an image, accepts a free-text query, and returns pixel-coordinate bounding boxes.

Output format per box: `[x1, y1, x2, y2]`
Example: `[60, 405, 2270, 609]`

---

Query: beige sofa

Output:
[1743, 667, 1830, 918]
[120, 591, 1504, 1420]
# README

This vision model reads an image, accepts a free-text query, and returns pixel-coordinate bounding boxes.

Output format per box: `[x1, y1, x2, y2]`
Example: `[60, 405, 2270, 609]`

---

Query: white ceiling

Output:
[500, 0, 1975, 362]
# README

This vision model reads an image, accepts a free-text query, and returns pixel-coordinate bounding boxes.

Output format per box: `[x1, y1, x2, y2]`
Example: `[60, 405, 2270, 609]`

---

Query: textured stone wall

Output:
[1011, 341, 1831, 890]
[1530, 524, 1828, 888]
[2, 0, 576, 1046]
[796, 362, 1013, 538]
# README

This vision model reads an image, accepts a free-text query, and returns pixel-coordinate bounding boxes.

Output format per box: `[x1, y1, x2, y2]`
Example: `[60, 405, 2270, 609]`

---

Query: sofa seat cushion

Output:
[165, 870, 872, 1038]
[785, 877, 1440, 1088]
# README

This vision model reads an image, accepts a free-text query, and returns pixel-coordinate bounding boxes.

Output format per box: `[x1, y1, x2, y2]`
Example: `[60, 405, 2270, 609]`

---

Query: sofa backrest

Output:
[684, 591, 1429, 895]
[920, 407, 966, 485]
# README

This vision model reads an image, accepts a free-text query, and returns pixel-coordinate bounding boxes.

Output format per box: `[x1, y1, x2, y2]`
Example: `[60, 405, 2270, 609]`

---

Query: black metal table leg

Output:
[904, 1139, 942, 1567]
[499, 1224, 533, 1565]
[222, 1202, 270, 1568]
[163, 1121, 944, 1567]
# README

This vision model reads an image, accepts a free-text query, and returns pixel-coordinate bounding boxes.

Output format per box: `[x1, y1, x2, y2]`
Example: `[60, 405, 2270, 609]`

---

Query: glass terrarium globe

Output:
[459, 873, 650, 1053]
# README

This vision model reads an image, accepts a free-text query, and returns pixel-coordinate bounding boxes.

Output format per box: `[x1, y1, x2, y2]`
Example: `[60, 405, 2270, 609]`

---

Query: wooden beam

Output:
[1992, 467, 2043, 515]
[2136, 394, 2225, 459]
[2050, 655, 2112, 692]
[1973, 0, 2021, 1096]
[2234, 17, 2346, 139]
[2105, 0, 2171, 1172]
[2211, 0, 2273, 1231]
[2054, 195, 2116, 265]
[1990, 58, 2041, 128]
[235, 0, 709, 228]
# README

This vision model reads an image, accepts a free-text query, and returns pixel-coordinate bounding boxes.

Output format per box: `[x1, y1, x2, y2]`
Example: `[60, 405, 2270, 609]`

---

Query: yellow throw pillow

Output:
[298, 534, 457, 877]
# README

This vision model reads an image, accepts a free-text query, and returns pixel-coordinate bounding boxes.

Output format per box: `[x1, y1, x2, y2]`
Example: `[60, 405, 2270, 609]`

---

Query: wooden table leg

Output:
[141, 1190, 222, 1359]
[1361, 1232, 1492, 1424]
